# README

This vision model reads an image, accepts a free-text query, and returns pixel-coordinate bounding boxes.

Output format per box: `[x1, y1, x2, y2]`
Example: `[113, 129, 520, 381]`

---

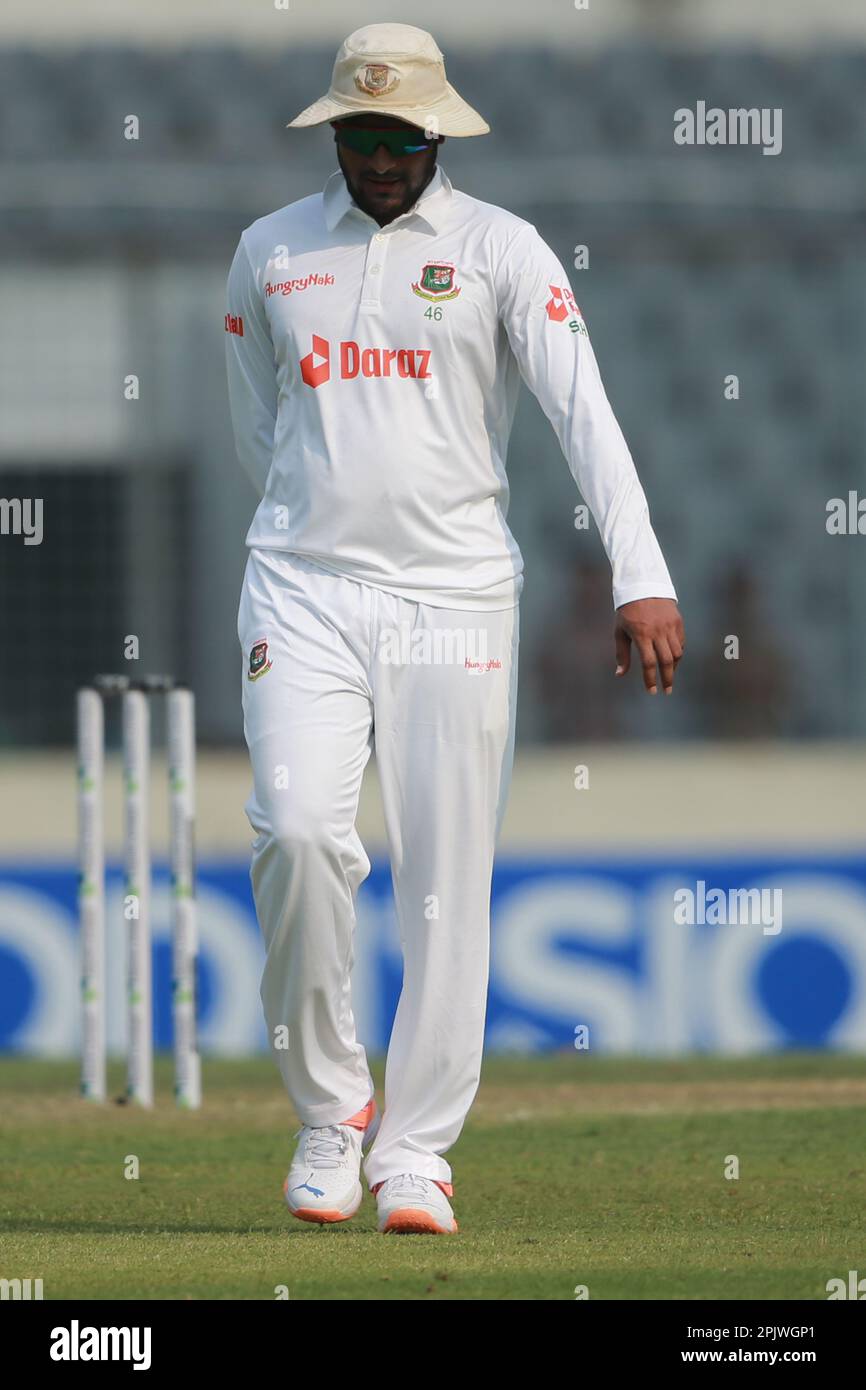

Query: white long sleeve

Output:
[497, 223, 676, 609]
[225, 233, 278, 497]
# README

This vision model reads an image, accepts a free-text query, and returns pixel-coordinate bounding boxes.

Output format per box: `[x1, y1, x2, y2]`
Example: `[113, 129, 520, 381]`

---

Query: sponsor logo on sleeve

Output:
[545, 284, 587, 336]
[224, 313, 244, 337]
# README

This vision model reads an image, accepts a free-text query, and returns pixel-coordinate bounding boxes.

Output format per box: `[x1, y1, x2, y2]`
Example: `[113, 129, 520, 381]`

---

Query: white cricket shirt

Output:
[225, 165, 677, 611]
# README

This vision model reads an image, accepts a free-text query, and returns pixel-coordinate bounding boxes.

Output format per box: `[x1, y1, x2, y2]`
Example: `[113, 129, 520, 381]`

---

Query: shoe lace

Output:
[296, 1125, 350, 1169]
[381, 1173, 432, 1199]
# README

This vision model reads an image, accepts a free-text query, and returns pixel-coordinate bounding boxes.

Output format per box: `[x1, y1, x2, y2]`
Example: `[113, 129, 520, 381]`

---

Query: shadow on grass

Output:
[0, 1218, 378, 1237]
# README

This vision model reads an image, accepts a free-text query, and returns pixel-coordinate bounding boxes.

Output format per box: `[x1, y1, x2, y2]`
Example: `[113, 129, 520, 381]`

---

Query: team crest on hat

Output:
[354, 63, 400, 97]
[248, 638, 273, 682]
[411, 262, 461, 302]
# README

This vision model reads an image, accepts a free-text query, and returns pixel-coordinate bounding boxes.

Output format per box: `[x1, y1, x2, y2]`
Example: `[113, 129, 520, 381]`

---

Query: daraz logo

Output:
[300, 334, 432, 389]
[545, 284, 579, 323]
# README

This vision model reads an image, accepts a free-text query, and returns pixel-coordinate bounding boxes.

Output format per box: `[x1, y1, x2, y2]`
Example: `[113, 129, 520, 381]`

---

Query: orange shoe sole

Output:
[382, 1208, 458, 1235]
[291, 1206, 352, 1224]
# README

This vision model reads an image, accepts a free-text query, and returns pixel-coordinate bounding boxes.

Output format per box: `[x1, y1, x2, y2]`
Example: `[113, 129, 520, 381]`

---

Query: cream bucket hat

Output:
[287, 22, 490, 137]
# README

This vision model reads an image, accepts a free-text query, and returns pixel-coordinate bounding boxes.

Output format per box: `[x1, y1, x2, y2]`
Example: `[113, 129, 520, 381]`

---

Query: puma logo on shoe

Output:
[292, 1174, 325, 1198]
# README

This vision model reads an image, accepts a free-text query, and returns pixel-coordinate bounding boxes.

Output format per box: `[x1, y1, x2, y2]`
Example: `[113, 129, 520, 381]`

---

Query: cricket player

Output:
[226, 23, 684, 1235]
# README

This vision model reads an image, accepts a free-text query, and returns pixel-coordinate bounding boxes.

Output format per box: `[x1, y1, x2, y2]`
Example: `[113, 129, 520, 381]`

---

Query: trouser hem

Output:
[294, 1086, 375, 1130]
[364, 1158, 453, 1188]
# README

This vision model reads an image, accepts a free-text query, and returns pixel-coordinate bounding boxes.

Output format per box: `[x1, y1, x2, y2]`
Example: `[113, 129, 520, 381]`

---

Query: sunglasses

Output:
[333, 125, 435, 157]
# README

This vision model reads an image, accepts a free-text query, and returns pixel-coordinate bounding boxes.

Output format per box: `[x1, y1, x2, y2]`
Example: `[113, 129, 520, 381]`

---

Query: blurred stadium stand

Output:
[0, 42, 864, 745]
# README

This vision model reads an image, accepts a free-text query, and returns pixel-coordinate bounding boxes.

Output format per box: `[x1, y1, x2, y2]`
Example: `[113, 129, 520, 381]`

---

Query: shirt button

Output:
[369, 266, 381, 275]
[374, 233, 385, 241]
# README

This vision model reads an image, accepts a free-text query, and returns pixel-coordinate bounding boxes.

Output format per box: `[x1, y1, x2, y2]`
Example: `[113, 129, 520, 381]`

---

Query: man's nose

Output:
[368, 144, 397, 172]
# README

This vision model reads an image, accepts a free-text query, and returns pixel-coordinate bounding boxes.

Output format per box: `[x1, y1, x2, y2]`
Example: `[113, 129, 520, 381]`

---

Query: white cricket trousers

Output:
[237, 546, 518, 1188]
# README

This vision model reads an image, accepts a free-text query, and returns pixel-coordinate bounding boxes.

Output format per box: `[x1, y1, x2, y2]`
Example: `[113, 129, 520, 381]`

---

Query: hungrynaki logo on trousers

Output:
[300, 334, 433, 389]
[248, 638, 273, 681]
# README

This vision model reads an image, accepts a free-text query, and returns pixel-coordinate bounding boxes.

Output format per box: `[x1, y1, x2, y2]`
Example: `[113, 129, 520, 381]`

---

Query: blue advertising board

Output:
[1, 857, 865, 1056]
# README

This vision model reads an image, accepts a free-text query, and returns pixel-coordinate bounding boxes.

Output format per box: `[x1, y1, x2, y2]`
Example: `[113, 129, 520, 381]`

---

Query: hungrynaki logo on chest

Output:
[411, 262, 461, 302]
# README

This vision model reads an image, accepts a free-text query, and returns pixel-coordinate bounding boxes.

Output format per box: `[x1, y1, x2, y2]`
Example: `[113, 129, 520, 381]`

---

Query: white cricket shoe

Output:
[374, 1173, 458, 1234]
[284, 1099, 379, 1224]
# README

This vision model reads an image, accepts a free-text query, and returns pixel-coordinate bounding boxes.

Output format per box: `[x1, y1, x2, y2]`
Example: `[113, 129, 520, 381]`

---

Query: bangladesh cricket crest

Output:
[354, 63, 400, 98]
[248, 638, 272, 682]
[411, 262, 461, 303]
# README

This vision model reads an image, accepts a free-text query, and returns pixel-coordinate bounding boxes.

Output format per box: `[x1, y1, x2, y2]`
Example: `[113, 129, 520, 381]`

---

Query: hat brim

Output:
[287, 80, 489, 137]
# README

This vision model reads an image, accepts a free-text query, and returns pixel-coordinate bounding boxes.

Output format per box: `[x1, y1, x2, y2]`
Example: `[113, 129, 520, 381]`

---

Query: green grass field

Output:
[1, 1054, 864, 1301]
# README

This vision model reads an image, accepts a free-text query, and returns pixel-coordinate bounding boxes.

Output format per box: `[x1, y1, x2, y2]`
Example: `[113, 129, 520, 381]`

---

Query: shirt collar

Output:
[323, 165, 452, 235]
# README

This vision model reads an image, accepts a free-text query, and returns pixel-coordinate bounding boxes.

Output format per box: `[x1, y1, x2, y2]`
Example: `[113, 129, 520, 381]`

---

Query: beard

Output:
[336, 147, 439, 224]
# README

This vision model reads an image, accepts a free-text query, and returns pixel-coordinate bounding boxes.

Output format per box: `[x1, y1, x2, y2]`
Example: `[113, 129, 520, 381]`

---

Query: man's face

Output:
[333, 115, 442, 226]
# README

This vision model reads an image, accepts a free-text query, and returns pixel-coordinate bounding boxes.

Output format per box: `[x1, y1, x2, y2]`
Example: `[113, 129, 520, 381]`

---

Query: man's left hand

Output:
[614, 598, 685, 695]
